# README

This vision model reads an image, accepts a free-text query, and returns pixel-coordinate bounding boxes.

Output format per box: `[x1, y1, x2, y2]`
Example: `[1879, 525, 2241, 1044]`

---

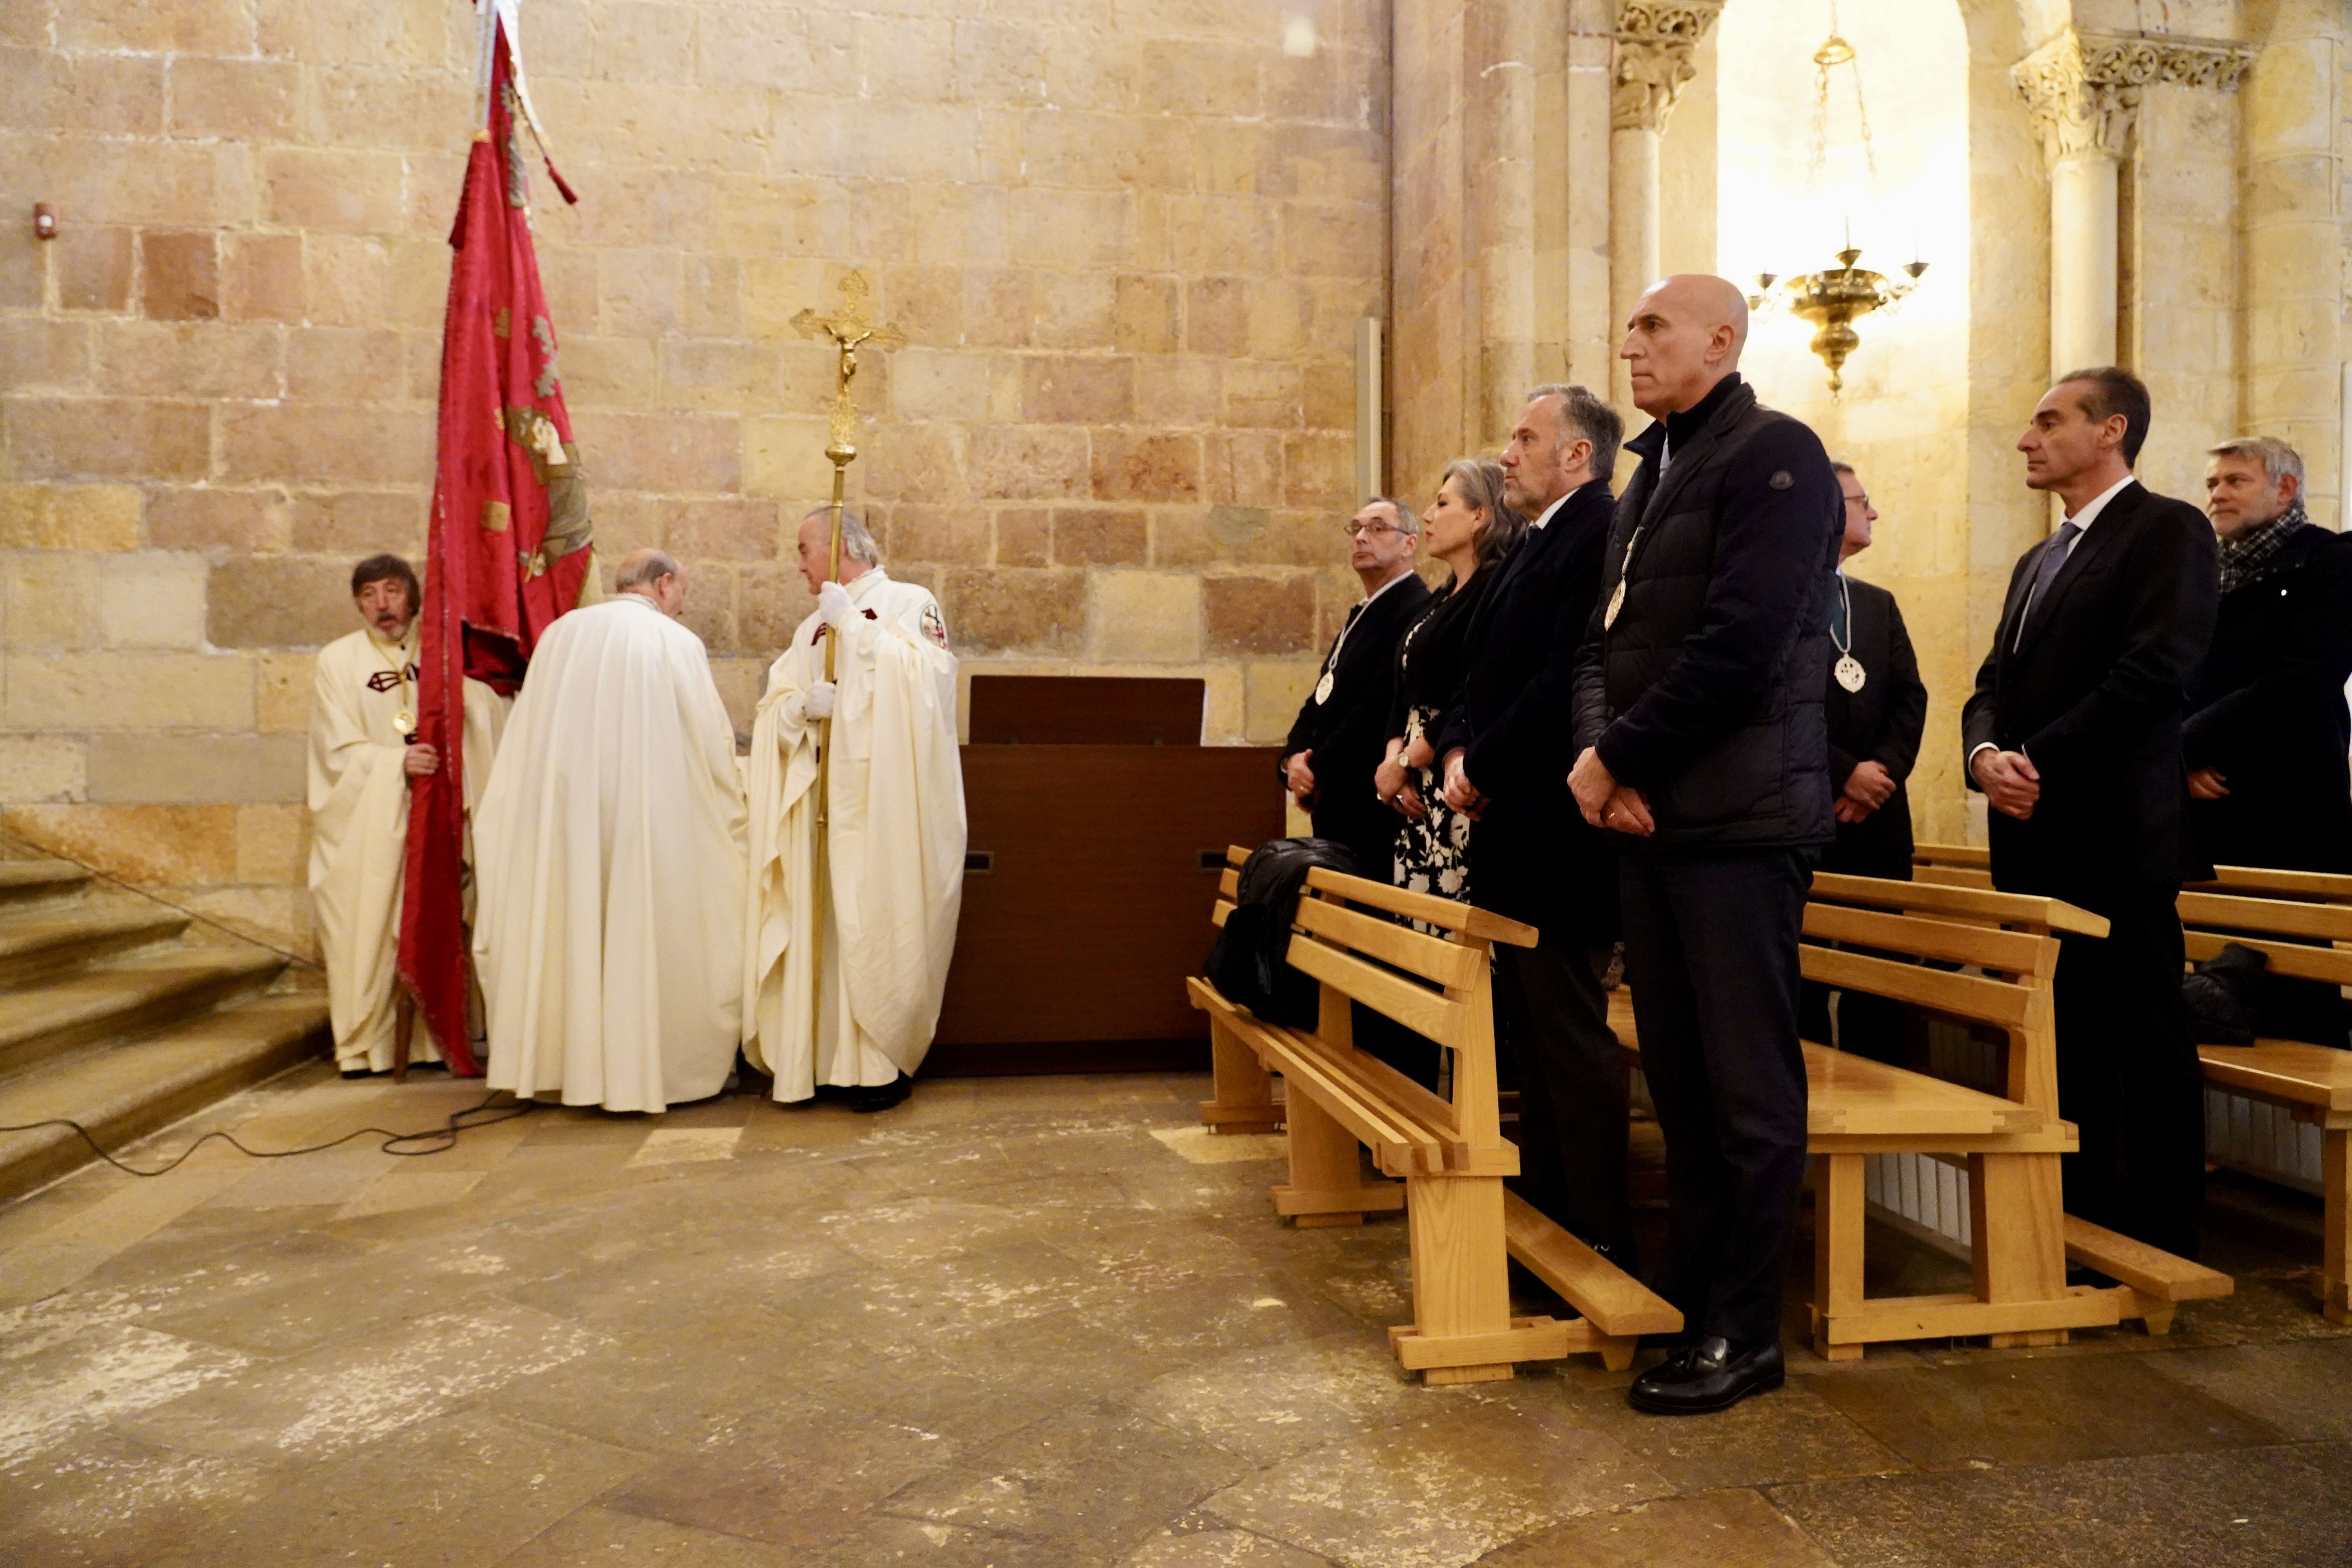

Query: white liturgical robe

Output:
[743, 566, 965, 1102]
[306, 627, 506, 1073]
[474, 595, 749, 1112]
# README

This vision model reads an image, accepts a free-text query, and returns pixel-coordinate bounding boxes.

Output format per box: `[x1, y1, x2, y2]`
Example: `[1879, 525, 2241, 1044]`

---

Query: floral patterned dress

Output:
[1386, 570, 1496, 909]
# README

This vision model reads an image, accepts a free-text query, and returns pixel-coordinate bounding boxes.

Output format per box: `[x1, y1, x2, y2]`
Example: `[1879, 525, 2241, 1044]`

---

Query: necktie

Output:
[2014, 520, 2081, 649]
[1829, 576, 1849, 645]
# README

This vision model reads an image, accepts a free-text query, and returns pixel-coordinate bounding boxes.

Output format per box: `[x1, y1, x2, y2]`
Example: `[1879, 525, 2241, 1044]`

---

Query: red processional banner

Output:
[398, 13, 588, 1076]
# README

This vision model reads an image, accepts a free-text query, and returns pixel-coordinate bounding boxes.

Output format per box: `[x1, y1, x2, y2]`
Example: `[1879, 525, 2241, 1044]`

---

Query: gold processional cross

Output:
[788, 271, 906, 1042]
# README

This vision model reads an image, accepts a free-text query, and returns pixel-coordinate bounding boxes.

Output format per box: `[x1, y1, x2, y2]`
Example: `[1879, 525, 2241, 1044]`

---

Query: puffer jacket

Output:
[1570, 377, 1842, 849]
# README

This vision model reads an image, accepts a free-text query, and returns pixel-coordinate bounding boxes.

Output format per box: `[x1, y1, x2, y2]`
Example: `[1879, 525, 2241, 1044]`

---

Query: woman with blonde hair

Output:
[1376, 457, 1524, 910]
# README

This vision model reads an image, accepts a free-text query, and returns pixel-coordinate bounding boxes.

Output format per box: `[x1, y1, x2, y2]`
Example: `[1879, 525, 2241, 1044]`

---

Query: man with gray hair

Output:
[473, 547, 749, 1112]
[1438, 383, 1634, 1272]
[1281, 497, 1431, 877]
[2189, 436, 2352, 899]
[742, 507, 965, 1112]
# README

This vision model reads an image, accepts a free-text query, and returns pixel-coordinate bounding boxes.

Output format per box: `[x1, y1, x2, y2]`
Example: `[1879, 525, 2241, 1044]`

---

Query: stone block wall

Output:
[0, 0, 1388, 956]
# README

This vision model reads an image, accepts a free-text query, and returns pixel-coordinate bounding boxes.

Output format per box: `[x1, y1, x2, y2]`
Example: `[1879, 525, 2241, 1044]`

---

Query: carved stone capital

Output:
[1613, 1, 1726, 134]
[2012, 29, 2256, 166]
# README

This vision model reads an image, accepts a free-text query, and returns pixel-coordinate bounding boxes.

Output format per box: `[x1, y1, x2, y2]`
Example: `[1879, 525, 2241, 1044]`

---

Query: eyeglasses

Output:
[1844, 493, 1872, 510]
[1342, 521, 1412, 539]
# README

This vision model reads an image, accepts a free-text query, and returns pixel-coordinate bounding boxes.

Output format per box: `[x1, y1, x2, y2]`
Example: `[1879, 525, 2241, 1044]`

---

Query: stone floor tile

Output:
[880, 1403, 1256, 1559]
[332, 1167, 490, 1220]
[2142, 1338, 2352, 1440]
[1800, 1352, 2287, 1472]
[1770, 1439, 2352, 1568]
[1124, 1525, 1335, 1566]
[0, 1294, 254, 1471]
[807, 1511, 1105, 1567]
[1560, 1379, 1910, 1491]
[498, 1506, 799, 1566]
[599, 1419, 952, 1550]
[1129, 1332, 1428, 1466]
[0, 1169, 250, 1310]
[143, 1408, 651, 1568]
[203, 1140, 405, 1209]
[0, 1425, 274, 1568]
[62, 1204, 372, 1307]
[1472, 1488, 1838, 1566]
[1201, 1398, 1674, 1568]
[626, 1126, 744, 1167]
[117, 1298, 607, 1463]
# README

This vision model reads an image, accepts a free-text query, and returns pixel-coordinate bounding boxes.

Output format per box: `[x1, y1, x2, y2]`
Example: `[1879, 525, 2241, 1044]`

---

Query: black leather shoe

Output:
[847, 1073, 912, 1113]
[1626, 1336, 1784, 1415]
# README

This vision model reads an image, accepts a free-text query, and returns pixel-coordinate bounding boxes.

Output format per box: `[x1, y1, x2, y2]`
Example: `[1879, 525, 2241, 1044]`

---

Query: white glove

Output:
[816, 581, 853, 629]
[804, 680, 837, 721]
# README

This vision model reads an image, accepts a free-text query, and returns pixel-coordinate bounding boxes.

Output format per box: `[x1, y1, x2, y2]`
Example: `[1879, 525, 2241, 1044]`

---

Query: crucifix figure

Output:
[787, 270, 909, 1048]
[791, 269, 908, 462]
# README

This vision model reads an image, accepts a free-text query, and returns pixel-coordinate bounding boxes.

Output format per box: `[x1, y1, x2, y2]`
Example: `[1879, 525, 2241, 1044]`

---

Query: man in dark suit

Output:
[2187, 436, 2352, 1046]
[1436, 383, 1632, 1264]
[1281, 498, 1432, 877]
[1963, 366, 2218, 1260]
[1570, 274, 1843, 1415]
[2187, 436, 2352, 873]
[1800, 461, 1929, 1063]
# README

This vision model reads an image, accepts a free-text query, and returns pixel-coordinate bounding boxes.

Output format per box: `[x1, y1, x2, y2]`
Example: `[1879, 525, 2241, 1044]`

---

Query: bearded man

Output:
[307, 554, 505, 1076]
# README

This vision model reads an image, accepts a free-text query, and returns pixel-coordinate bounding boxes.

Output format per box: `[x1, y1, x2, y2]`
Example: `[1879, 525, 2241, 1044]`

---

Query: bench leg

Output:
[2325, 1128, 2350, 1325]
[1405, 1174, 1515, 1385]
[1813, 1154, 1866, 1361]
[1272, 1091, 1396, 1227]
[1201, 1018, 1282, 1134]
[1974, 1153, 2070, 1350]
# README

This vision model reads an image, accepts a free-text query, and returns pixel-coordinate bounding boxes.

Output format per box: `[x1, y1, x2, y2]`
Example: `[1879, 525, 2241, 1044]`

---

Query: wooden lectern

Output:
[930, 676, 1284, 1074]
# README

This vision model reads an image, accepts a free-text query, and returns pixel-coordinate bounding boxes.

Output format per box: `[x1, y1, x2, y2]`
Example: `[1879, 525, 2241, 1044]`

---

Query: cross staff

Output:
[789, 270, 906, 1052]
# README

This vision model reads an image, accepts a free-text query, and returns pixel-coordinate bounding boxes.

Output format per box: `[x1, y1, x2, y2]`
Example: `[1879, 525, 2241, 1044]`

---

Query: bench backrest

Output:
[1920, 842, 2352, 915]
[1911, 842, 1993, 889]
[2176, 888, 2352, 988]
[2184, 866, 2352, 907]
[1214, 846, 1536, 1148]
[1803, 873, 2106, 1116]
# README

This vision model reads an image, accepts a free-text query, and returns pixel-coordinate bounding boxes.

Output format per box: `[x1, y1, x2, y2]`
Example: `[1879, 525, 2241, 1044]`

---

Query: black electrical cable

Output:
[0, 1091, 537, 1180]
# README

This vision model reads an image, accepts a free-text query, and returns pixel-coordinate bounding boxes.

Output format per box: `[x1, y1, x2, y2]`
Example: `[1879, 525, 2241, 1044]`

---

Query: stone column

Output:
[1610, 1, 1724, 408]
[2012, 29, 2255, 380]
[2240, 0, 2345, 527]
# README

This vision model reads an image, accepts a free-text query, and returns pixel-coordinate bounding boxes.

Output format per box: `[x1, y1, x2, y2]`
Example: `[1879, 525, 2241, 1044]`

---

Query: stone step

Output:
[0, 858, 91, 911]
[0, 895, 192, 991]
[0, 995, 332, 1204]
[0, 948, 288, 1081]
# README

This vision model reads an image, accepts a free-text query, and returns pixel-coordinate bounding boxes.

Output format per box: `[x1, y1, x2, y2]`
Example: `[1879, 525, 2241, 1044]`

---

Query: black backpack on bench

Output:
[1203, 838, 1360, 1029]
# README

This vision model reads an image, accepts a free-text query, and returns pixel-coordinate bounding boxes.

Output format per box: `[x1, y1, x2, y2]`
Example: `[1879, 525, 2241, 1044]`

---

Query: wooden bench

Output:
[2174, 886, 2352, 1322]
[1920, 844, 2352, 1320]
[1620, 872, 2230, 1357]
[1189, 848, 1681, 1383]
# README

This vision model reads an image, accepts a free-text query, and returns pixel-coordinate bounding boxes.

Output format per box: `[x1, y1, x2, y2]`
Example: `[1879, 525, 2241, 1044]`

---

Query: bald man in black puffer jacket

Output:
[1570, 276, 1841, 1417]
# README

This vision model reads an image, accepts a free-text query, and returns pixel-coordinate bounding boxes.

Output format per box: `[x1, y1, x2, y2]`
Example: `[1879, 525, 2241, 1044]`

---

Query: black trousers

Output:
[1797, 976, 1905, 1064]
[2054, 886, 2205, 1259]
[1311, 802, 1398, 888]
[1494, 935, 1633, 1261]
[1621, 847, 1812, 1347]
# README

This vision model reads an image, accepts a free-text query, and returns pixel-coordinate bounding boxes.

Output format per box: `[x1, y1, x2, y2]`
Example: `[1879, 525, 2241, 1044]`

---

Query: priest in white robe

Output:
[744, 507, 966, 1111]
[308, 555, 507, 1076]
[474, 549, 749, 1112]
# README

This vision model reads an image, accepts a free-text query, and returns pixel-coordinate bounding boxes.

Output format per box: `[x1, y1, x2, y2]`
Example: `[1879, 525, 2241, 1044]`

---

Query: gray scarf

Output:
[2218, 498, 2310, 595]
